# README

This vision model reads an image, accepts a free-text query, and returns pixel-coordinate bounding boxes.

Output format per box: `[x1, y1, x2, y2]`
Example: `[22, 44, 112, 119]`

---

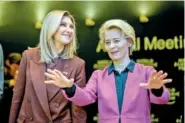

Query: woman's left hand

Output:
[139, 70, 172, 89]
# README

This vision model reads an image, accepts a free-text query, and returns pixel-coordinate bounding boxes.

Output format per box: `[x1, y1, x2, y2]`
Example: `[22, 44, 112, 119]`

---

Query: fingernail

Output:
[169, 79, 172, 82]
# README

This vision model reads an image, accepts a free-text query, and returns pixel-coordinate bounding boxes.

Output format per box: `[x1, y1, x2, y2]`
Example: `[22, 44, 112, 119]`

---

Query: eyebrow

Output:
[60, 21, 73, 26]
[105, 38, 121, 41]
[104, 39, 110, 42]
[113, 38, 121, 40]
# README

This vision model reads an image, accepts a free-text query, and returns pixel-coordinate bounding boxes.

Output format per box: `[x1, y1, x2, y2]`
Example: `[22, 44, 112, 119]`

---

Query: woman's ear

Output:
[103, 44, 108, 52]
[128, 43, 131, 47]
[127, 38, 133, 47]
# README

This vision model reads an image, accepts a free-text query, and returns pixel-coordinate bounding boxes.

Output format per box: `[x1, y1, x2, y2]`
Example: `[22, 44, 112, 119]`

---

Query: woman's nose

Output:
[65, 26, 73, 34]
[109, 42, 116, 48]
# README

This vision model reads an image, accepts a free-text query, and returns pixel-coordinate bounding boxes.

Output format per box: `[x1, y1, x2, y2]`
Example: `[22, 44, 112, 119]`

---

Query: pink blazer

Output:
[63, 63, 170, 123]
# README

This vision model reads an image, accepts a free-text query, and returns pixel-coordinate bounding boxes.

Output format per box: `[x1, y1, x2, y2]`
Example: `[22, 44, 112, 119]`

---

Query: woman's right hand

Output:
[44, 69, 74, 88]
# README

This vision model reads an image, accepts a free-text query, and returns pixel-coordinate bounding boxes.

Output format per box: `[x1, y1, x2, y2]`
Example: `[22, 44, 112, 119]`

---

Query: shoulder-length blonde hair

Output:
[37, 10, 77, 63]
[99, 19, 136, 54]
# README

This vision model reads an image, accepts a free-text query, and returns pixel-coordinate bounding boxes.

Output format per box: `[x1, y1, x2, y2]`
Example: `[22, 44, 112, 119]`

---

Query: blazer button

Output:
[28, 116, 33, 121]
[55, 103, 60, 108]
[27, 97, 31, 102]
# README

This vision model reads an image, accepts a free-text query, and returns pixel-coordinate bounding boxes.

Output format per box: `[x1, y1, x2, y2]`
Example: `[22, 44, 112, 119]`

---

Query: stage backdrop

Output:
[0, 1, 183, 123]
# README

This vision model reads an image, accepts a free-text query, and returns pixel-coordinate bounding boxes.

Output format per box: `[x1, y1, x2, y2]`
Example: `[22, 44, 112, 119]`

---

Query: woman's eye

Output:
[114, 39, 120, 43]
[60, 23, 66, 26]
[70, 25, 74, 29]
[105, 41, 110, 45]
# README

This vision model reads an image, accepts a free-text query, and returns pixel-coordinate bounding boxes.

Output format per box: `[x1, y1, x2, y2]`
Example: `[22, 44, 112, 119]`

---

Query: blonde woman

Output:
[9, 10, 86, 123]
[45, 19, 172, 123]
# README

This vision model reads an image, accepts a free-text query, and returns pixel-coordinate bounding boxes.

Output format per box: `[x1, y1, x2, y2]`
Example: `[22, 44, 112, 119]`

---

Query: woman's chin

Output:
[59, 40, 72, 45]
[110, 57, 120, 61]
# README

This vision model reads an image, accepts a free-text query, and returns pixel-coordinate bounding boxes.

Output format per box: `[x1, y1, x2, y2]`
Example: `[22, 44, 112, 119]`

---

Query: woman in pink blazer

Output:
[45, 19, 172, 123]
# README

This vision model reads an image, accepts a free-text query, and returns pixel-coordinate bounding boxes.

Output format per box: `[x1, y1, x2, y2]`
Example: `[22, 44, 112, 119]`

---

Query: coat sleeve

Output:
[63, 67, 98, 107]
[71, 60, 87, 123]
[0, 44, 4, 100]
[9, 51, 27, 123]
[146, 66, 170, 104]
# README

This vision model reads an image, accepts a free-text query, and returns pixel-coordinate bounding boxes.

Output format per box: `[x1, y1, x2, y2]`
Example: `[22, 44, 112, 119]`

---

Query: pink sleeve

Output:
[146, 66, 170, 104]
[63, 71, 98, 106]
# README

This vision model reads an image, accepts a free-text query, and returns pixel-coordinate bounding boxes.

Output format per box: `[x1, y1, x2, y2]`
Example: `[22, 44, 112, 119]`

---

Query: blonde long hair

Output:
[37, 10, 77, 63]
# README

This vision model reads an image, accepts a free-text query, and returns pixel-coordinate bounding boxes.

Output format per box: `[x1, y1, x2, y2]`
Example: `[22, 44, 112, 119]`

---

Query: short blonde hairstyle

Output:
[99, 19, 136, 53]
[37, 10, 77, 63]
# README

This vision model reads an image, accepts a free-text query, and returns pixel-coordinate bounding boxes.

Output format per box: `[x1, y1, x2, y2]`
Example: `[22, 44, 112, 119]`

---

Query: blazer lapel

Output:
[30, 59, 52, 120]
[47, 59, 73, 101]
[121, 66, 138, 114]
[106, 71, 119, 114]
[62, 59, 73, 78]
